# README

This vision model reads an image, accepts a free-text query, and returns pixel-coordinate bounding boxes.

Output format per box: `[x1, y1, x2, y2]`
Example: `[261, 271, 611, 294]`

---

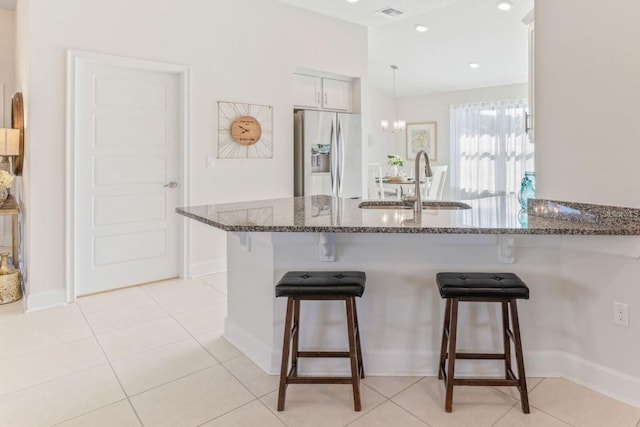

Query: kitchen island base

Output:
[221, 231, 640, 409]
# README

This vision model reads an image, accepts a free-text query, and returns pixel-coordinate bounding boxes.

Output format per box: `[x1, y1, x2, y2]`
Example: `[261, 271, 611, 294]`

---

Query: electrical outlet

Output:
[613, 302, 629, 327]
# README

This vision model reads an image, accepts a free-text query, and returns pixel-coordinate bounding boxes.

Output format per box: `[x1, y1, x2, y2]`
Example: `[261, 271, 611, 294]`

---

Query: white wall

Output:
[0, 9, 15, 249]
[17, 0, 367, 306]
[536, 0, 640, 207]
[533, 0, 640, 404]
[365, 85, 395, 168]
[0, 9, 14, 127]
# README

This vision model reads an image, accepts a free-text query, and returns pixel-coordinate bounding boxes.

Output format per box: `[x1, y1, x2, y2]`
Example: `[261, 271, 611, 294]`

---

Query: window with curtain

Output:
[450, 100, 533, 200]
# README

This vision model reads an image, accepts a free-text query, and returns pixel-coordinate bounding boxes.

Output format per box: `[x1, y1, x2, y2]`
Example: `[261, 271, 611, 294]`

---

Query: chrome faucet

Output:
[402, 150, 433, 215]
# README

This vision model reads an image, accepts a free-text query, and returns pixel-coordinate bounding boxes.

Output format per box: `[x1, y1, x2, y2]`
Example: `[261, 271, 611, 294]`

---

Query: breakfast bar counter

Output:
[176, 195, 640, 235]
[177, 195, 640, 407]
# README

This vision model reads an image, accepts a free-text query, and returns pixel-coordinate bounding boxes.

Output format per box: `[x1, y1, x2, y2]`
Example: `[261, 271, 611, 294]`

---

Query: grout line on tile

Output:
[529, 377, 545, 393]
[194, 398, 276, 427]
[50, 398, 134, 427]
[255, 398, 288, 427]
[87, 313, 173, 337]
[76, 304, 145, 427]
[527, 404, 577, 427]
[125, 364, 219, 399]
[0, 334, 104, 378]
[218, 357, 270, 400]
[343, 395, 390, 426]
[102, 333, 194, 363]
[76, 294, 156, 316]
[0, 361, 115, 400]
[490, 400, 520, 427]
[366, 375, 425, 399]
[125, 398, 144, 427]
[0, 317, 95, 363]
[389, 399, 434, 427]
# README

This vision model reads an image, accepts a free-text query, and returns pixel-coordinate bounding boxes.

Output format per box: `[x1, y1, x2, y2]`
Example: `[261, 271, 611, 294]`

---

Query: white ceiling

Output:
[277, 0, 534, 96]
[0, 0, 533, 96]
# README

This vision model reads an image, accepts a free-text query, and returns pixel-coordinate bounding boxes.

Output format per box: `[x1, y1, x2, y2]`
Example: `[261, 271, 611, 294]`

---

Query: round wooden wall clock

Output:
[230, 116, 262, 146]
[11, 93, 24, 176]
[218, 101, 273, 159]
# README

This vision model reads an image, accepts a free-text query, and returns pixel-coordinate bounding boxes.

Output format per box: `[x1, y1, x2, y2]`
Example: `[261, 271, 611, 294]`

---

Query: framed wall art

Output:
[218, 101, 273, 159]
[406, 121, 437, 161]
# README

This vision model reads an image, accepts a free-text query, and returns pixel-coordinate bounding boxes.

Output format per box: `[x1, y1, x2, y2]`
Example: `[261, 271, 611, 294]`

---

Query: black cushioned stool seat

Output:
[436, 272, 529, 299]
[436, 272, 530, 414]
[276, 271, 366, 412]
[276, 271, 366, 298]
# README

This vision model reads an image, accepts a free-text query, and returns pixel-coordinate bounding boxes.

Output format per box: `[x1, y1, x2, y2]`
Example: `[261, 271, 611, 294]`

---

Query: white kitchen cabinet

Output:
[293, 74, 352, 112]
[321, 78, 351, 111]
[293, 74, 322, 109]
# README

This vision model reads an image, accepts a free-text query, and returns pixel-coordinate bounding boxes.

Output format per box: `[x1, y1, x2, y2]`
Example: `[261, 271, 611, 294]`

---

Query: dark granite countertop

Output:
[176, 195, 640, 235]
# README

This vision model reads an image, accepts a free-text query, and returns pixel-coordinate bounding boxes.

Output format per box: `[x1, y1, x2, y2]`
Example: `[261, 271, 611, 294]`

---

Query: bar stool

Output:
[276, 271, 366, 411]
[436, 272, 530, 413]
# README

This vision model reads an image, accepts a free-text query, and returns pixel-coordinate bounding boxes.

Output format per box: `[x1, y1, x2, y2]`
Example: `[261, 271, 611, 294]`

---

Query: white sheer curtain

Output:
[450, 100, 533, 199]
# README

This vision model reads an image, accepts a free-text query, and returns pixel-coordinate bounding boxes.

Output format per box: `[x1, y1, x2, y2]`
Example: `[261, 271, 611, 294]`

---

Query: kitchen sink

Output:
[358, 201, 471, 210]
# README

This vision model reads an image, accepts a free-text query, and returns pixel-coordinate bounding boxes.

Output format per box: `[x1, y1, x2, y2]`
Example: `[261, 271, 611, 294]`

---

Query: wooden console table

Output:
[0, 195, 19, 266]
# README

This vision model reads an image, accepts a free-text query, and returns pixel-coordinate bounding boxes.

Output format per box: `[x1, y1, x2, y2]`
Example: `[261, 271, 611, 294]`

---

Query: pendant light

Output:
[381, 65, 405, 133]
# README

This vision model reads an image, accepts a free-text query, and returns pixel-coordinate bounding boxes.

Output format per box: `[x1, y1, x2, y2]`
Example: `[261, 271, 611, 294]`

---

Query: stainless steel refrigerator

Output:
[294, 110, 362, 198]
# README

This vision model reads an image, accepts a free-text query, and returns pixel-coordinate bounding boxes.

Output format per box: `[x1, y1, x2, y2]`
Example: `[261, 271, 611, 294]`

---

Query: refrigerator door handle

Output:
[330, 117, 338, 195]
[337, 117, 345, 196]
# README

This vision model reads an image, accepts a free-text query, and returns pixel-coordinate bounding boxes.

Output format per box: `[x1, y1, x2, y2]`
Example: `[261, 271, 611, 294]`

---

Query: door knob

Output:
[163, 181, 178, 188]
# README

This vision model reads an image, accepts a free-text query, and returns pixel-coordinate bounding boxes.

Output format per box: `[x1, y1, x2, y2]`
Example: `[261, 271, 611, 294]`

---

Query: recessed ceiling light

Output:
[346, 0, 359, 3]
[415, 24, 429, 32]
[497, 1, 513, 11]
[468, 62, 480, 69]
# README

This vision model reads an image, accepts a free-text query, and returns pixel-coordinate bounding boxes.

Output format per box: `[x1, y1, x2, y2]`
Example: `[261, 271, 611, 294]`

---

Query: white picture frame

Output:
[406, 121, 437, 161]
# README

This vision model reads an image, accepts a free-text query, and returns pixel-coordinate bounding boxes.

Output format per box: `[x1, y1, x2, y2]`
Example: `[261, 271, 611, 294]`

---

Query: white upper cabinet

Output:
[293, 74, 322, 109]
[321, 78, 351, 111]
[293, 74, 352, 112]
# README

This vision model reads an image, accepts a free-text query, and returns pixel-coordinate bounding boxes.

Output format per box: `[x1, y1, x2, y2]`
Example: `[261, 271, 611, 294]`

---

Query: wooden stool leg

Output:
[445, 299, 459, 412]
[277, 297, 295, 411]
[438, 299, 452, 380]
[501, 301, 512, 379]
[510, 300, 530, 414]
[291, 298, 301, 377]
[345, 297, 362, 411]
[352, 297, 365, 379]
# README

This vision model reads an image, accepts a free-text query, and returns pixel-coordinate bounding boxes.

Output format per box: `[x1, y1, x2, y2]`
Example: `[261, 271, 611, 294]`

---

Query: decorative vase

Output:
[518, 171, 536, 209]
[393, 166, 399, 177]
[0, 252, 21, 304]
[0, 186, 8, 207]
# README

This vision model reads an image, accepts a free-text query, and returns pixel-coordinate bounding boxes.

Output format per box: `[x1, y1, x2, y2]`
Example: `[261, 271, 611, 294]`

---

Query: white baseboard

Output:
[189, 258, 227, 278]
[26, 289, 67, 312]
[222, 325, 640, 409]
[556, 351, 640, 409]
[224, 317, 274, 373]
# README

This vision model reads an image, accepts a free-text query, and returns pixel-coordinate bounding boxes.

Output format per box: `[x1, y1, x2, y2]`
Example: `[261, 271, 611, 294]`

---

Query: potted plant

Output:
[387, 154, 404, 177]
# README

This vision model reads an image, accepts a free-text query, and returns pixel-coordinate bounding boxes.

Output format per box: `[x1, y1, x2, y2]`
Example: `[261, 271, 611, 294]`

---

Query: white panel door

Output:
[74, 60, 180, 296]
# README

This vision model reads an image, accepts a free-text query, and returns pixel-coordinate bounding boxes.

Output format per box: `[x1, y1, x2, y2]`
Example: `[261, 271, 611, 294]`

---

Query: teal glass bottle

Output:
[518, 171, 536, 209]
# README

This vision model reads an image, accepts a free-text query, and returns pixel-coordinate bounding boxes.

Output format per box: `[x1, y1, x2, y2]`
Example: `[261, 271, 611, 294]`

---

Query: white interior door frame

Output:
[66, 50, 192, 302]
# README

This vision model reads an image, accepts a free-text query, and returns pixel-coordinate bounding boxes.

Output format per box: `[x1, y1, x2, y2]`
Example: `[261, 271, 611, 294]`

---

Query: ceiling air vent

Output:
[375, 6, 406, 18]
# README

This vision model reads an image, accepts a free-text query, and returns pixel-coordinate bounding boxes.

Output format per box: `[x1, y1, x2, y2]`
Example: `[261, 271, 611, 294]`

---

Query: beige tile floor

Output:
[1, 273, 639, 426]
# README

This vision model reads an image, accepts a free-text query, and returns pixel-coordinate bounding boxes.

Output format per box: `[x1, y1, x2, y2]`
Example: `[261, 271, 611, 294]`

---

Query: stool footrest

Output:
[297, 351, 351, 358]
[454, 352, 506, 360]
[287, 376, 355, 385]
[453, 378, 520, 387]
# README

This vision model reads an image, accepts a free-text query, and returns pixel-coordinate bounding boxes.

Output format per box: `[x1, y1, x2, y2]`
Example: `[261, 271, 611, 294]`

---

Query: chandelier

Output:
[381, 65, 405, 133]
